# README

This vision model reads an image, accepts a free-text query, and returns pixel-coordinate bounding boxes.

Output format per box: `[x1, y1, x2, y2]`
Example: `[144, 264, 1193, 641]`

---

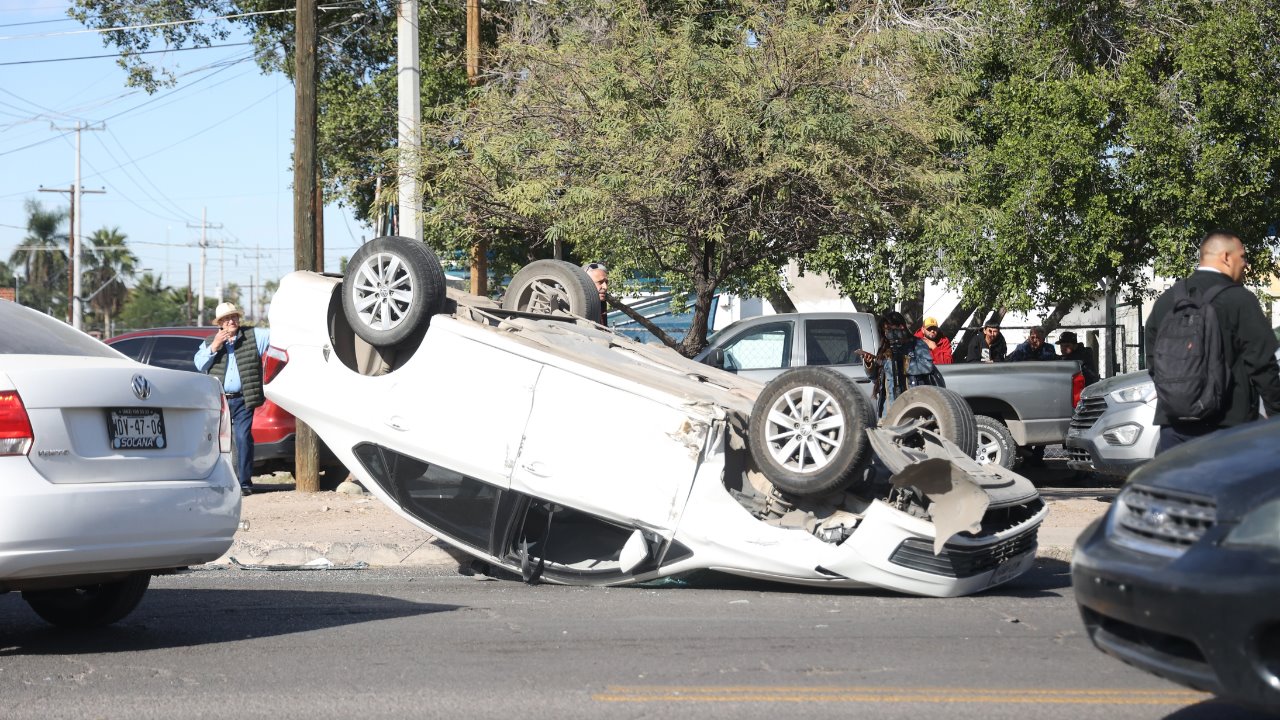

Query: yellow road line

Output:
[593, 685, 1208, 705]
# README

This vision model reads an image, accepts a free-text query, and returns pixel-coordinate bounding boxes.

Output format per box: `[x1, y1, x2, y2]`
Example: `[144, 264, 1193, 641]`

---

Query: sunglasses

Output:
[584, 262, 608, 271]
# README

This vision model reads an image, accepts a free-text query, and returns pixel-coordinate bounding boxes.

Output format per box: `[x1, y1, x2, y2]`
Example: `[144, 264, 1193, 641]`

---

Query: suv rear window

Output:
[0, 303, 121, 358]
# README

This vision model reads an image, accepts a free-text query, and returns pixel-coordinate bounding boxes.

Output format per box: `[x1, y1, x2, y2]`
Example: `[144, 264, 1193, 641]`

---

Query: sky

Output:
[0, 0, 369, 320]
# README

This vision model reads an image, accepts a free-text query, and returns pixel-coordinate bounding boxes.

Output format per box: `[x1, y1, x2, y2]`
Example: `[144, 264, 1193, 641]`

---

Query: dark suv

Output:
[107, 326, 341, 476]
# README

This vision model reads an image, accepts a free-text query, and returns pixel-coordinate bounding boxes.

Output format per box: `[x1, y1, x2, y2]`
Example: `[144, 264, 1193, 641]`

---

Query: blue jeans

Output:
[228, 394, 255, 489]
[1155, 424, 1216, 456]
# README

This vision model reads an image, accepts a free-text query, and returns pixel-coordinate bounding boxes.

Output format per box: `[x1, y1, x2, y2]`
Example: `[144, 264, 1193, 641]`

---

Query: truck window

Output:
[806, 319, 862, 366]
[723, 322, 792, 370]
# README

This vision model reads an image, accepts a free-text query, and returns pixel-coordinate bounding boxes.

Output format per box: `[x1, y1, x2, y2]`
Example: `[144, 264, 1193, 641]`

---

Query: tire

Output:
[883, 386, 978, 458]
[343, 236, 446, 348]
[502, 260, 602, 321]
[748, 367, 876, 497]
[974, 414, 1017, 469]
[22, 574, 151, 629]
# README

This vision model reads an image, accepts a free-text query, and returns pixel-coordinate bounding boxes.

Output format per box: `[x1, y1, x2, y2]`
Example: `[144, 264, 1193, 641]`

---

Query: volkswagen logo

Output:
[131, 374, 152, 401]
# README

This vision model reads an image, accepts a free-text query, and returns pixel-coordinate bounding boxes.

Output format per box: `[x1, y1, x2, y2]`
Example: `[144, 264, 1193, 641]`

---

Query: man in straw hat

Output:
[194, 302, 271, 496]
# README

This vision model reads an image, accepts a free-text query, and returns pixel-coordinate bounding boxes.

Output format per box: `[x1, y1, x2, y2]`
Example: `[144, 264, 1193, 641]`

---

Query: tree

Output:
[930, 0, 1280, 315]
[118, 273, 188, 330]
[422, 0, 970, 355]
[70, 0, 477, 223]
[9, 199, 69, 316]
[84, 226, 139, 336]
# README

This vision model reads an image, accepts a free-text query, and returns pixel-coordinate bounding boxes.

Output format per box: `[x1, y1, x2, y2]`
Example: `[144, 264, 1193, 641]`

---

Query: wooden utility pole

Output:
[39, 184, 104, 325]
[467, 0, 488, 296]
[293, 0, 321, 492]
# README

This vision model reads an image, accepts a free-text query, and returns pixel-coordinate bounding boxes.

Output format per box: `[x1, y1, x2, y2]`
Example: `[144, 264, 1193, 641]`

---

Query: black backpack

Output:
[1151, 280, 1231, 422]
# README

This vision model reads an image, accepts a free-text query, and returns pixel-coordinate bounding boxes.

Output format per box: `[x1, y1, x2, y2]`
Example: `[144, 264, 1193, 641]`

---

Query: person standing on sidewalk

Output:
[1145, 230, 1280, 454]
[194, 302, 271, 496]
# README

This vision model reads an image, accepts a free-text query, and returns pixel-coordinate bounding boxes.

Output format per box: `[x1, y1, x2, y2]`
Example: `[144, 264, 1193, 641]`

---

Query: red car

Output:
[106, 327, 342, 476]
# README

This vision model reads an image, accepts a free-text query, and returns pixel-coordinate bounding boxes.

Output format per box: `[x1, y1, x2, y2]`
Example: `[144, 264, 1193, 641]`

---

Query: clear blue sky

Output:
[0, 0, 369, 318]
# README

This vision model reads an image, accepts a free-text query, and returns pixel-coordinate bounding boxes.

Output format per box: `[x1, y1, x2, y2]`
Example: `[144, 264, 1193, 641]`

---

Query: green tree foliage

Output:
[422, 0, 968, 354]
[118, 273, 189, 330]
[9, 199, 69, 317]
[69, 0, 476, 222]
[84, 226, 139, 335]
[934, 0, 1280, 312]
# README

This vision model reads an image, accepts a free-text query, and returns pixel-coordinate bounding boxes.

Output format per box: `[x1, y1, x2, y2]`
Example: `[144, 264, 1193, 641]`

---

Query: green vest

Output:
[204, 327, 265, 410]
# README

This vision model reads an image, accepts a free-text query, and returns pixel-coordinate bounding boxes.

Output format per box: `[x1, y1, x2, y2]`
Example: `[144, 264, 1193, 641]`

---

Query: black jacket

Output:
[964, 332, 1007, 363]
[1145, 269, 1280, 428]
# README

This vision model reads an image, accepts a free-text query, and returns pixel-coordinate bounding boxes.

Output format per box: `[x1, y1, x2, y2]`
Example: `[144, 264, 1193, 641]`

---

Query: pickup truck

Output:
[696, 312, 1085, 468]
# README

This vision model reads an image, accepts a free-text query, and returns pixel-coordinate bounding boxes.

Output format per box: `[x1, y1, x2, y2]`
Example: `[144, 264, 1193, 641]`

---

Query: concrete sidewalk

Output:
[215, 470, 1114, 570]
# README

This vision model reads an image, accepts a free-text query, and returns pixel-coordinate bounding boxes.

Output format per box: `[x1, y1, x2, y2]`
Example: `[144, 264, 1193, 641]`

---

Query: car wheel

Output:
[22, 574, 151, 629]
[974, 414, 1017, 469]
[748, 367, 876, 497]
[343, 236, 446, 348]
[883, 386, 978, 458]
[501, 260, 602, 321]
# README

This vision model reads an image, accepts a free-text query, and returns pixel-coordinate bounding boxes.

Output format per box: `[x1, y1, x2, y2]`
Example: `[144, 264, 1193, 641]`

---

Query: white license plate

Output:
[991, 552, 1030, 586]
[108, 408, 167, 450]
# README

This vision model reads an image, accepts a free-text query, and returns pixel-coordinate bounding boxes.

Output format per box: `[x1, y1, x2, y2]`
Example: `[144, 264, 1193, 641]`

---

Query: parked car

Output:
[1066, 347, 1280, 478]
[263, 236, 1047, 596]
[695, 313, 1086, 469]
[1072, 417, 1280, 714]
[107, 326, 343, 476]
[1, 302, 239, 628]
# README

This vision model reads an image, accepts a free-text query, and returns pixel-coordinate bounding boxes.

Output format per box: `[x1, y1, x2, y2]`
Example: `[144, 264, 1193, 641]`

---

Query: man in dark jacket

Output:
[1007, 326, 1058, 362]
[1145, 230, 1280, 454]
[964, 321, 1007, 363]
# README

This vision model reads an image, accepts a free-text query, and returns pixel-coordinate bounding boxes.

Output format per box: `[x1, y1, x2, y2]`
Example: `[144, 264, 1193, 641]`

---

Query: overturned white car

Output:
[265, 237, 1046, 596]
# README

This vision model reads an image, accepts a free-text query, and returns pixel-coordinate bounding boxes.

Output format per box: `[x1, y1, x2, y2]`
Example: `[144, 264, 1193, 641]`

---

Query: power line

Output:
[0, 41, 253, 67]
[0, 9, 294, 41]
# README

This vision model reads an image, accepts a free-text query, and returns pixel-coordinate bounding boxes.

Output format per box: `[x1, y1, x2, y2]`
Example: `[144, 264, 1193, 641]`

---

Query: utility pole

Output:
[188, 207, 222, 325]
[467, 0, 488, 296]
[397, 0, 421, 241]
[39, 180, 104, 326]
[294, 0, 321, 493]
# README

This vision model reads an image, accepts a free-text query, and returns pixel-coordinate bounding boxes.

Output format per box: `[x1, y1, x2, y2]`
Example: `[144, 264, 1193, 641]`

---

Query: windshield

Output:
[0, 303, 124, 358]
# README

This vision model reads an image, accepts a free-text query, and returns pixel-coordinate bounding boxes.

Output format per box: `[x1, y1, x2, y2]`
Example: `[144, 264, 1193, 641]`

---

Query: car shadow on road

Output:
[0, 588, 460, 656]
[1163, 699, 1276, 719]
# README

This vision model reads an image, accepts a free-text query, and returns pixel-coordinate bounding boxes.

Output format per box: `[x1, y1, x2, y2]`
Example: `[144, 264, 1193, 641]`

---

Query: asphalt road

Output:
[0, 564, 1268, 720]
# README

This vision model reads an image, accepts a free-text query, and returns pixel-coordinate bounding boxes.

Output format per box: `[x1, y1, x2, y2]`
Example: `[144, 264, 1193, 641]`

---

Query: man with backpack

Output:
[1145, 230, 1280, 454]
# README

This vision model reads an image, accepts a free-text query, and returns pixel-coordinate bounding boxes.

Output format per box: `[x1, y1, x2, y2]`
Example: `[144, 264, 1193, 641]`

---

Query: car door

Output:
[715, 320, 795, 383]
[509, 365, 702, 537]
[148, 335, 205, 372]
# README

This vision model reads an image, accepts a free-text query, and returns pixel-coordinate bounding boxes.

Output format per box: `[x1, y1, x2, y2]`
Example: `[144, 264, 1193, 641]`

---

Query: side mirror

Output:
[703, 348, 726, 369]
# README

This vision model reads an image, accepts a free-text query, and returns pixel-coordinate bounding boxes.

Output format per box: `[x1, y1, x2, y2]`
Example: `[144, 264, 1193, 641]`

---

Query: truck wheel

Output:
[22, 574, 150, 628]
[974, 415, 1017, 469]
[748, 367, 876, 497]
[502, 260, 602, 322]
[343, 236, 446, 348]
[883, 386, 977, 458]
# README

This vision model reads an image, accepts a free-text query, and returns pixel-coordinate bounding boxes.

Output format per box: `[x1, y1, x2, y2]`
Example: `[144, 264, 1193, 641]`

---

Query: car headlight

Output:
[1109, 381, 1156, 404]
[1223, 498, 1280, 549]
[1101, 423, 1143, 446]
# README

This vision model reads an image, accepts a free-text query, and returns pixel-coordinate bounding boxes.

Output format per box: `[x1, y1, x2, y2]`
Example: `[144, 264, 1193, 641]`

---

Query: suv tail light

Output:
[0, 390, 34, 456]
[263, 346, 288, 384]
[1071, 372, 1086, 409]
[219, 393, 232, 454]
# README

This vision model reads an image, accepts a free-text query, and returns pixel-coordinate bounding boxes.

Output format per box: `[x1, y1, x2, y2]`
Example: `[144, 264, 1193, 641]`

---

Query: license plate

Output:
[991, 552, 1030, 586]
[108, 408, 167, 450]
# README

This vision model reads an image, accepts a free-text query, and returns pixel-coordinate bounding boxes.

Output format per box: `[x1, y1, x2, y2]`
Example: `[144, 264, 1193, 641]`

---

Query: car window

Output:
[149, 336, 204, 371]
[806, 319, 861, 366]
[722, 322, 792, 370]
[354, 443, 499, 550]
[0, 302, 122, 358]
[107, 337, 150, 362]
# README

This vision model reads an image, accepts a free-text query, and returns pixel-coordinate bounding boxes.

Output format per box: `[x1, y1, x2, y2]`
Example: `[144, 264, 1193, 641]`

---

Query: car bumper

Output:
[0, 457, 240, 589]
[1065, 401, 1157, 476]
[1071, 518, 1280, 712]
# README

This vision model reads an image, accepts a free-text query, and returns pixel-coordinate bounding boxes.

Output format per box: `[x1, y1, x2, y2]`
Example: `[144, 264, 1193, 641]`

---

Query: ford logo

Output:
[132, 374, 152, 401]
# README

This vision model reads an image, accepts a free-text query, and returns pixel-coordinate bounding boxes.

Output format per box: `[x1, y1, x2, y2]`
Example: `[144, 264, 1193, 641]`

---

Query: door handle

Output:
[520, 461, 550, 478]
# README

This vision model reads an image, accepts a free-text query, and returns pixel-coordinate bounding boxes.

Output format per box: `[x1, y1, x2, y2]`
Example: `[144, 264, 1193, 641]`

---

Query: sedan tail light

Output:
[262, 346, 288, 385]
[219, 393, 232, 454]
[0, 390, 34, 456]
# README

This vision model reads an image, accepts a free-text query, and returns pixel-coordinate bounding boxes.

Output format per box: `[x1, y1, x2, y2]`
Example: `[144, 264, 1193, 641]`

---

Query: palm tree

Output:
[84, 226, 138, 336]
[9, 199, 69, 315]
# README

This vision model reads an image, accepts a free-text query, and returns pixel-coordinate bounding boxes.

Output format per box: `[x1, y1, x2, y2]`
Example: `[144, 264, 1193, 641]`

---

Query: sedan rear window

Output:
[0, 303, 123, 358]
